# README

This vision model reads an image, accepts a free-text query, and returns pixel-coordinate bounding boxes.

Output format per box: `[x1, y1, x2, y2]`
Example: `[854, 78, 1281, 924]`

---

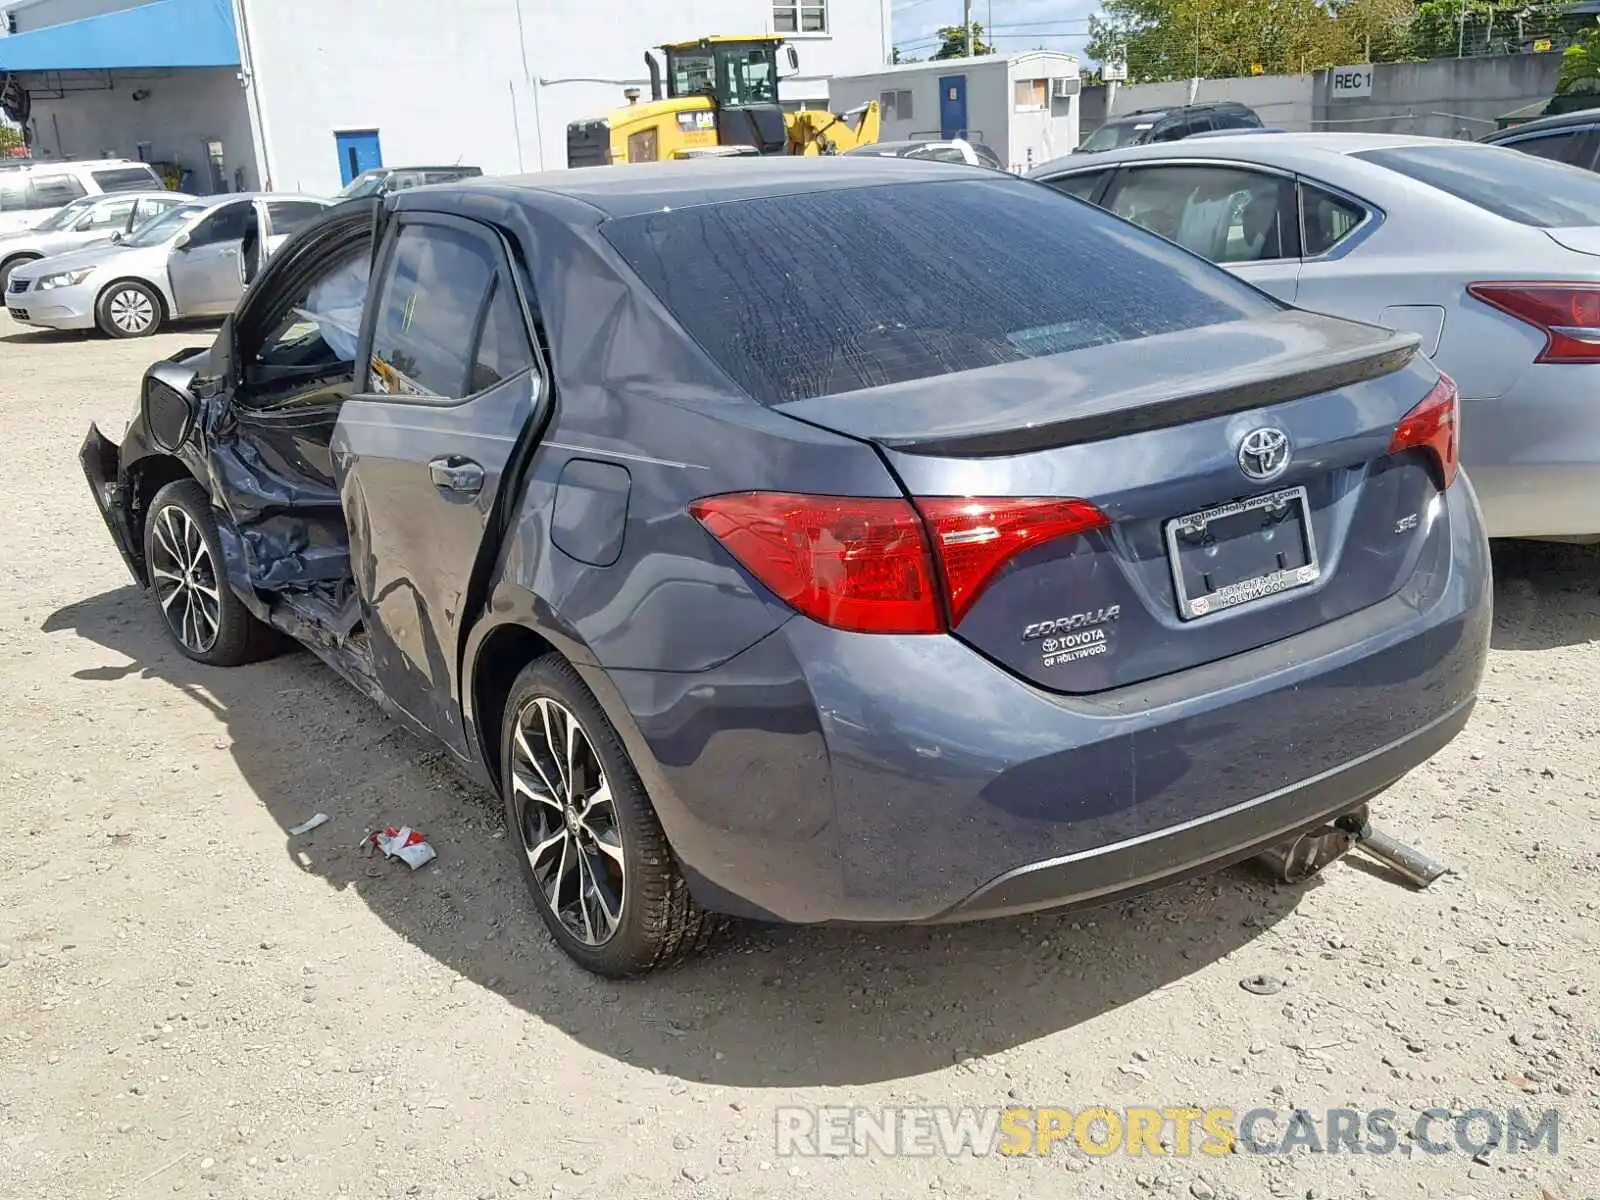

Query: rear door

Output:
[1100, 162, 1302, 301]
[168, 199, 253, 315]
[332, 212, 546, 755]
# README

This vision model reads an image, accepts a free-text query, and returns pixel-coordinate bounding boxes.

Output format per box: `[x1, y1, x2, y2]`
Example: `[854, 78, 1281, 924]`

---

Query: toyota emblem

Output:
[1237, 427, 1292, 483]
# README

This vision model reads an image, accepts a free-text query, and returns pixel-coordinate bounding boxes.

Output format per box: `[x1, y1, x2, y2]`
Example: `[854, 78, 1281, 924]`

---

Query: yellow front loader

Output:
[566, 35, 879, 167]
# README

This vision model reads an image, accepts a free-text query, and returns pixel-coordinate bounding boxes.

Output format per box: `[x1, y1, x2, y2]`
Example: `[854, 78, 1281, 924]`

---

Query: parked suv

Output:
[1077, 101, 1263, 153]
[80, 160, 1487, 976]
[0, 158, 167, 236]
[1479, 108, 1600, 171]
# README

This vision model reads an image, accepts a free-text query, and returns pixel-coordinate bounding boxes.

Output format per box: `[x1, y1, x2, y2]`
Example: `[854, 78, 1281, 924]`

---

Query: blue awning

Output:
[0, 0, 239, 73]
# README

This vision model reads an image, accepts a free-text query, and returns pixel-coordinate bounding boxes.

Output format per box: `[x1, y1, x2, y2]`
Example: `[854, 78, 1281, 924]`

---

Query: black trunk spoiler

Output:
[774, 309, 1422, 459]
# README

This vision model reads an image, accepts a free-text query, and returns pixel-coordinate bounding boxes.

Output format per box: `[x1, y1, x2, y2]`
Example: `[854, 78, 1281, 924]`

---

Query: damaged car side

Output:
[81, 162, 1490, 978]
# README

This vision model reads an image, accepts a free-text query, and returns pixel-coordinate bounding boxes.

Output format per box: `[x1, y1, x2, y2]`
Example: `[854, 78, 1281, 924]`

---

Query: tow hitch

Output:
[1254, 806, 1449, 889]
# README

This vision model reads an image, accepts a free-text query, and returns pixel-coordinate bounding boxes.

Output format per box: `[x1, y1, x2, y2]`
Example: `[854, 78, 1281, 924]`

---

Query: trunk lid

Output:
[1544, 226, 1600, 258]
[776, 310, 1445, 693]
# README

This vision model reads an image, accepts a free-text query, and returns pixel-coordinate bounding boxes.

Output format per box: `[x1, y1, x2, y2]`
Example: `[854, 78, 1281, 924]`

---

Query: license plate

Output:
[1165, 486, 1320, 620]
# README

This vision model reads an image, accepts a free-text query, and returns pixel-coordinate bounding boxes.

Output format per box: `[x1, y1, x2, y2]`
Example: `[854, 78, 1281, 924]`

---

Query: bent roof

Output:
[414, 155, 988, 220]
[0, 0, 239, 73]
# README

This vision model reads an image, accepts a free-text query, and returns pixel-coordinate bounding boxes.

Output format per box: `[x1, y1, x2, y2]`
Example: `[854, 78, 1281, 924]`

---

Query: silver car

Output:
[1029, 132, 1600, 541]
[6, 191, 332, 339]
[0, 191, 194, 293]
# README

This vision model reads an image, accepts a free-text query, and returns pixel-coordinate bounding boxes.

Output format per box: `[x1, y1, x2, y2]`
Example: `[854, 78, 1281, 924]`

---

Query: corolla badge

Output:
[1236, 427, 1292, 483]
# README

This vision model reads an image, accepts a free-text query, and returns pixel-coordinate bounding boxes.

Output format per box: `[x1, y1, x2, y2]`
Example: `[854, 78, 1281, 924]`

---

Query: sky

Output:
[892, 0, 1101, 63]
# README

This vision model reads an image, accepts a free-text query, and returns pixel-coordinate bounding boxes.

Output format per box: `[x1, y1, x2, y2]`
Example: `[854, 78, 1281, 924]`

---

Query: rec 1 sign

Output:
[1331, 65, 1373, 100]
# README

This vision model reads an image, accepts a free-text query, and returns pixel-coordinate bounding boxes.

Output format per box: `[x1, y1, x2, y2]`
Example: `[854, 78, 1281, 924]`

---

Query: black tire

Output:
[142, 479, 281, 666]
[501, 654, 722, 976]
[0, 254, 39, 296]
[95, 279, 164, 338]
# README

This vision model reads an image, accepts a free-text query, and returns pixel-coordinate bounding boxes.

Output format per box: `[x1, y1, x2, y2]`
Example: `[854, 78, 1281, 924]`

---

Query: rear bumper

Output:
[598, 479, 1492, 925]
[932, 699, 1471, 922]
[1462, 366, 1600, 538]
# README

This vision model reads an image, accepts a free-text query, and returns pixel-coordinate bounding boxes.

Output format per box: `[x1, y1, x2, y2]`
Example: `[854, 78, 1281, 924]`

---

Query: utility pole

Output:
[964, 0, 973, 56]
[1457, 0, 1467, 58]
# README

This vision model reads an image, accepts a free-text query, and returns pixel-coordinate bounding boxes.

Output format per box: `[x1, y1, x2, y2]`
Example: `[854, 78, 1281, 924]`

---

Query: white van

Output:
[0, 159, 168, 236]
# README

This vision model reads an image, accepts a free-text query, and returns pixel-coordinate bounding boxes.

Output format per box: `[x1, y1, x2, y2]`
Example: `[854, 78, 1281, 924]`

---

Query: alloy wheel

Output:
[108, 287, 155, 335]
[510, 696, 625, 946]
[149, 504, 221, 654]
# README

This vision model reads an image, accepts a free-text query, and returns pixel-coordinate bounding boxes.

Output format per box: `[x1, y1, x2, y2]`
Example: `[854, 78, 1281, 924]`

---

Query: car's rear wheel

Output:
[142, 479, 280, 666]
[501, 654, 721, 976]
[96, 280, 163, 338]
[0, 254, 39, 296]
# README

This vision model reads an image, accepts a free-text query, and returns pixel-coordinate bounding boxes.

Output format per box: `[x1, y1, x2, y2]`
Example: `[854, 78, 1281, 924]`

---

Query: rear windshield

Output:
[1354, 144, 1600, 227]
[92, 166, 162, 193]
[1079, 119, 1156, 153]
[600, 176, 1278, 405]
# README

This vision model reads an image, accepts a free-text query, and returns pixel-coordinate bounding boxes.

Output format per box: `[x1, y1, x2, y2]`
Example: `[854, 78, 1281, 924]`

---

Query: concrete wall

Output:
[1081, 73, 1314, 136]
[240, 0, 890, 194]
[1078, 53, 1566, 149]
[1312, 53, 1563, 140]
[23, 66, 256, 191]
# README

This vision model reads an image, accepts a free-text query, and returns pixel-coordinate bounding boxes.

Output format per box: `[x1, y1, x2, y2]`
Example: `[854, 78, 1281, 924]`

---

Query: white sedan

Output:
[6, 192, 332, 338]
[1030, 132, 1600, 541]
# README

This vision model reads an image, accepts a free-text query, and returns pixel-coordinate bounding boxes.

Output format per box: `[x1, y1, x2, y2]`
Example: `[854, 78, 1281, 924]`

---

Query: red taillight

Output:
[915, 497, 1110, 625]
[690, 492, 1109, 634]
[689, 492, 942, 633]
[1467, 282, 1600, 363]
[1389, 372, 1459, 490]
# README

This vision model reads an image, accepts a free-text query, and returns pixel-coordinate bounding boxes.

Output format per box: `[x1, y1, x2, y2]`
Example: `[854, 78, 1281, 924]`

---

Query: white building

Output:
[829, 51, 1081, 174]
[0, 0, 891, 195]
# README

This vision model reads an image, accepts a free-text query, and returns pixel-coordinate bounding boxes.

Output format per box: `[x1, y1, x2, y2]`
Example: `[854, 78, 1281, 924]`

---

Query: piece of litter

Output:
[364, 826, 437, 870]
[289, 813, 331, 836]
[1240, 974, 1285, 996]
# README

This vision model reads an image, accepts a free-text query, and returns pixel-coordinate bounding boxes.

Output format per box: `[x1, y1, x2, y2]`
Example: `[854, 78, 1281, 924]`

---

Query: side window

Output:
[1104, 164, 1296, 263]
[0, 176, 25, 212]
[1506, 130, 1595, 169]
[1042, 170, 1108, 202]
[267, 200, 328, 237]
[911, 145, 970, 164]
[133, 196, 181, 226]
[187, 202, 251, 247]
[469, 279, 535, 393]
[249, 248, 372, 382]
[1150, 118, 1188, 143]
[368, 224, 496, 400]
[27, 174, 88, 209]
[80, 197, 138, 231]
[1300, 183, 1369, 257]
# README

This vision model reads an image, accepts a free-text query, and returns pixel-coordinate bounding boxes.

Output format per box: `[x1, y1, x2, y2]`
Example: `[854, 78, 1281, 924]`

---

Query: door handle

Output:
[429, 456, 485, 495]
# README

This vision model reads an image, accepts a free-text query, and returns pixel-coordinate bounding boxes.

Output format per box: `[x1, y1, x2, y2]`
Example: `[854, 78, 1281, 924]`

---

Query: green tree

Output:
[1085, 0, 1412, 83]
[1087, 0, 1346, 83]
[932, 22, 994, 59]
[0, 122, 23, 157]
[1558, 20, 1600, 95]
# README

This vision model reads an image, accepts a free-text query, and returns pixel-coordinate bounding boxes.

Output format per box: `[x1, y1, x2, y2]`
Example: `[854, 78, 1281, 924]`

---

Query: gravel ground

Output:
[1, 312, 1598, 1200]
